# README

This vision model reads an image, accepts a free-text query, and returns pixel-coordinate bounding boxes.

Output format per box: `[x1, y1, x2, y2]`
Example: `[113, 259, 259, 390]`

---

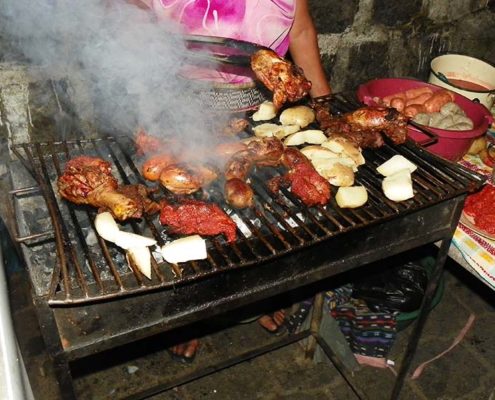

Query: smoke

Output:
[0, 0, 225, 139]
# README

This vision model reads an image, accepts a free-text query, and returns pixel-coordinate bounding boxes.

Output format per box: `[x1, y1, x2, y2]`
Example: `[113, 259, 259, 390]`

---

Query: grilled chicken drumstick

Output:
[57, 156, 157, 221]
[159, 199, 237, 243]
[251, 49, 312, 109]
[314, 105, 408, 149]
[224, 137, 284, 208]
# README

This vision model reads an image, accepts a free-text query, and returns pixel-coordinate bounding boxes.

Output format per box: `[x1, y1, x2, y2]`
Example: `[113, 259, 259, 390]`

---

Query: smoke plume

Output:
[1, 0, 227, 139]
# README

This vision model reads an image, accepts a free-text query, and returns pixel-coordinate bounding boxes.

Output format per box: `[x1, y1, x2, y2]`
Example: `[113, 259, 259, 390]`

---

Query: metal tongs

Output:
[182, 35, 269, 66]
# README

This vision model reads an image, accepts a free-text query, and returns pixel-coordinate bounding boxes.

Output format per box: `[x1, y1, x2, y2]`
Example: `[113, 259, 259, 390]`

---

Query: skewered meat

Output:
[314, 105, 408, 148]
[224, 137, 284, 208]
[268, 148, 331, 207]
[251, 49, 312, 109]
[57, 156, 148, 220]
[159, 199, 237, 243]
[159, 163, 219, 195]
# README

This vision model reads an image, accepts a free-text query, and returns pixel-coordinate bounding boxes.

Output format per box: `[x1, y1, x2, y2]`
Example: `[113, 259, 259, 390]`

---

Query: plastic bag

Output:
[352, 261, 428, 313]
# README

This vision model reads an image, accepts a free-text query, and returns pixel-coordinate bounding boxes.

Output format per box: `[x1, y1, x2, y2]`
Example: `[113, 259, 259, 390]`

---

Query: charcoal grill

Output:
[6, 94, 484, 399]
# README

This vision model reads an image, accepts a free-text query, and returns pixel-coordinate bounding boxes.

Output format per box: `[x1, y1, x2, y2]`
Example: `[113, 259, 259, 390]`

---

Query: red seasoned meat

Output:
[159, 199, 237, 243]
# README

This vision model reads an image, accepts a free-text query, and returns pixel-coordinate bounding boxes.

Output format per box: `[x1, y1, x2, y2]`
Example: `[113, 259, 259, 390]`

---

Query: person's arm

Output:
[289, 0, 331, 98]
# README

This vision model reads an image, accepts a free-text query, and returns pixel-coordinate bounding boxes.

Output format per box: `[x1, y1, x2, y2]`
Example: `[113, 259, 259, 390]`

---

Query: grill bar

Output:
[10, 98, 485, 306]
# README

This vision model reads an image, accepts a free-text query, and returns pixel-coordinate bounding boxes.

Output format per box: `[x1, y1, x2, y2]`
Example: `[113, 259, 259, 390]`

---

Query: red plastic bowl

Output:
[357, 78, 493, 161]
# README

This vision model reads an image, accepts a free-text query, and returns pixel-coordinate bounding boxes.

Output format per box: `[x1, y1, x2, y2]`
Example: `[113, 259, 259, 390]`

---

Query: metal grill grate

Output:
[10, 95, 484, 305]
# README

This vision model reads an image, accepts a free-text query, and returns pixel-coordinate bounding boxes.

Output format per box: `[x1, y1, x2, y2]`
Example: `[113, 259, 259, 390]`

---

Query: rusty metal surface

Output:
[10, 135, 483, 306]
[9, 95, 485, 306]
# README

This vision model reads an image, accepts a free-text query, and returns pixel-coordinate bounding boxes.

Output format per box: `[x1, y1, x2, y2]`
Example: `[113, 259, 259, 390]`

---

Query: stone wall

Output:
[310, 0, 495, 92]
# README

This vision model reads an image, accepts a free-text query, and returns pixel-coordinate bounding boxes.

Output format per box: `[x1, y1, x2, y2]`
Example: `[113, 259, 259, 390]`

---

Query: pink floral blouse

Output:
[150, 0, 296, 84]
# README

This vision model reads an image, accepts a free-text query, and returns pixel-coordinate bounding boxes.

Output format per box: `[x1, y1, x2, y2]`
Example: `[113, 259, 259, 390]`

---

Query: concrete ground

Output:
[10, 253, 495, 400]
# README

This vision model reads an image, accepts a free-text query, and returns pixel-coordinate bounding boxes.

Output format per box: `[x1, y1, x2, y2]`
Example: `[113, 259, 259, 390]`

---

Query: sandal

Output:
[258, 310, 287, 336]
[167, 339, 200, 364]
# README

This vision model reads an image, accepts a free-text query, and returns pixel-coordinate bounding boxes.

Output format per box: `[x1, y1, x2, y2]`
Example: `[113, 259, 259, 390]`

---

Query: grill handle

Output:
[408, 120, 439, 147]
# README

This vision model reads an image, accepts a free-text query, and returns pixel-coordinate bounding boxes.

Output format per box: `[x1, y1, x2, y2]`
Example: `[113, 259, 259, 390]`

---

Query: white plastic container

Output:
[429, 54, 495, 110]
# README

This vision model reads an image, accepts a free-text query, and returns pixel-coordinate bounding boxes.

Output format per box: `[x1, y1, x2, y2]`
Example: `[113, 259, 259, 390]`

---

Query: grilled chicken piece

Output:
[315, 105, 408, 148]
[224, 137, 285, 208]
[116, 184, 160, 216]
[222, 118, 250, 136]
[159, 199, 237, 243]
[251, 49, 312, 109]
[159, 163, 219, 195]
[134, 129, 173, 156]
[343, 107, 408, 145]
[268, 148, 331, 207]
[58, 156, 143, 220]
[142, 153, 177, 181]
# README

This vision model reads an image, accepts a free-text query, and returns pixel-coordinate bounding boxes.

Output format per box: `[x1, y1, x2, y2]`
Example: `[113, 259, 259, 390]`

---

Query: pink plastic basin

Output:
[357, 78, 493, 161]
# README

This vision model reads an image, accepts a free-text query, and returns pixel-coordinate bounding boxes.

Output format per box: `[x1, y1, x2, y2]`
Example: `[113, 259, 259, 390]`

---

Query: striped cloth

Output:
[326, 286, 398, 359]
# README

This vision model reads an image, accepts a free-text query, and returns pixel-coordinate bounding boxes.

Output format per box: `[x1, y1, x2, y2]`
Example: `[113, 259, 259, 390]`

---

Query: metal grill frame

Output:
[9, 100, 485, 306]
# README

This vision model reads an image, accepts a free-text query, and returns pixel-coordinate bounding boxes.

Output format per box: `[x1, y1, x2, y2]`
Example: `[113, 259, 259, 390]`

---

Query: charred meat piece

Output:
[268, 148, 331, 207]
[224, 137, 284, 208]
[315, 106, 408, 148]
[142, 153, 177, 181]
[57, 156, 142, 220]
[222, 118, 250, 136]
[159, 163, 218, 195]
[116, 184, 160, 216]
[251, 49, 312, 109]
[135, 129, 170, 156]
[159, 199, 237, 243]
[343, 107, 408, 145]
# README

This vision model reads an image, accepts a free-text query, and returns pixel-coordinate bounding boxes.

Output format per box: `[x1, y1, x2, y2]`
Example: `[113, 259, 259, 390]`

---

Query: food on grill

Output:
[315, 106, 408, 149]
[57, 156, 152, 221]
[251, 49, 312, 109]
[95, 212, 156, 279]
[252, 123, 300, 139]
[311, 158, 355, 187]
[382, 169, 414, 202]
[127, 246, 152, 279]
[335, 186, 368, 208]
[159, 199, 237, 243]
[300, 145, 338, 161]
[224, 137, 285, 208]
[142, 153, 177, 181]
[222, 117, 250, 136]
[376, 155, 417, 177]
[214, 141, 249, 157]
[279, 105, 315, 128]
[321, 137, 365, 166]
[116, 184, 161, 216]
[159, 163, 219, 195]
[94, 212, 157, 249]
[283, 130, 327, 146]
[252, 101, 277, 121]
[135, 129, 172, 155]
[268, 147, 331, 206]
[160, 235, 208, 264]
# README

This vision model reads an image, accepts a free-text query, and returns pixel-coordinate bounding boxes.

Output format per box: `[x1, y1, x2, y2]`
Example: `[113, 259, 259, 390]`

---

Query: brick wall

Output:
[310, 0, 495, 92]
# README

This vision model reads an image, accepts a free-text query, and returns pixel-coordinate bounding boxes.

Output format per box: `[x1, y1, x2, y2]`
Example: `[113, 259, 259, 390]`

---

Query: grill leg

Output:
[305, 292, 324, 359]
[390, 237, 452, 400]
